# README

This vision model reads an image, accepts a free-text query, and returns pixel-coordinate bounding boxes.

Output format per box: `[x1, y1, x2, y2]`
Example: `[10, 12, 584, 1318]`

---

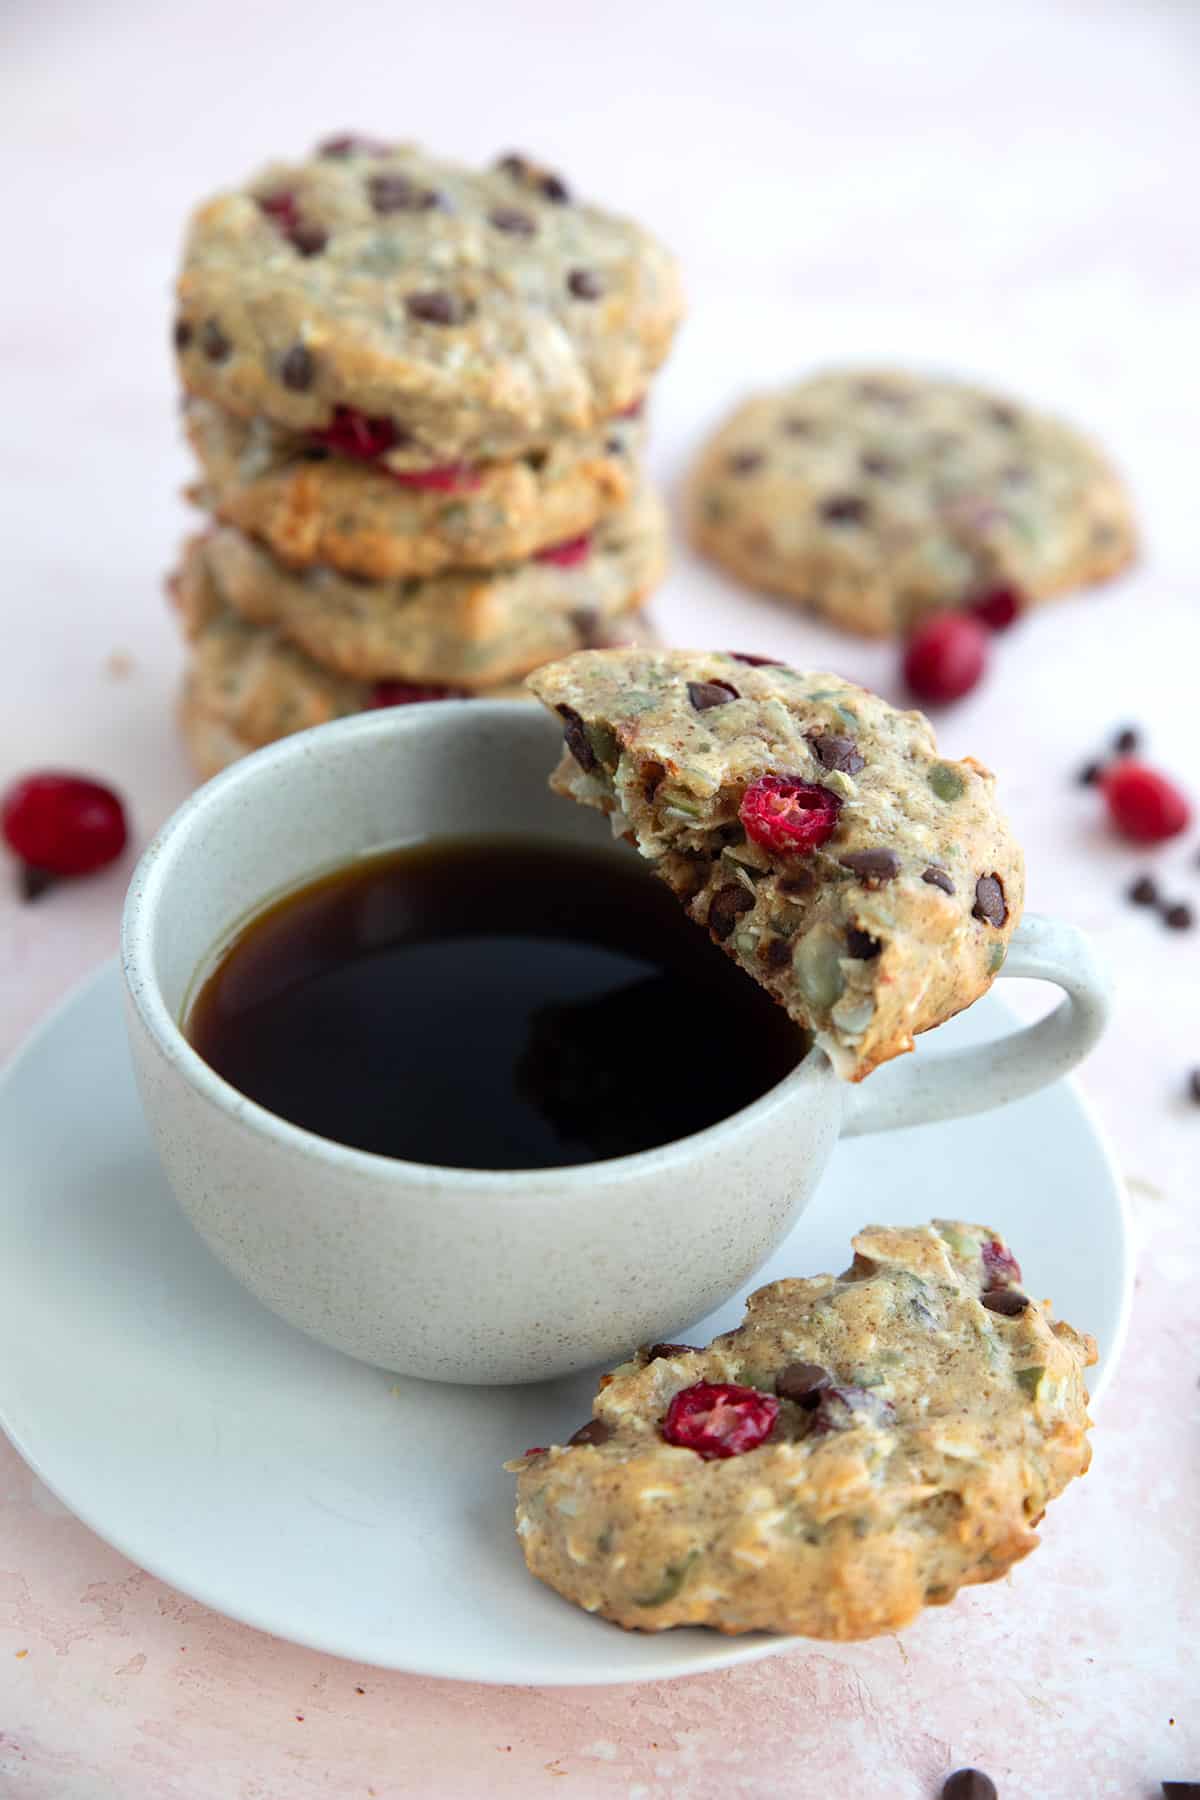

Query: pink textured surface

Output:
[1, 1, 1198, 1794]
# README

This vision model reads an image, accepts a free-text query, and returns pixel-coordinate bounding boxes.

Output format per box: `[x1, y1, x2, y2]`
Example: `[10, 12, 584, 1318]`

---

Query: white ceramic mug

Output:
[121, 703, 1111, 1384]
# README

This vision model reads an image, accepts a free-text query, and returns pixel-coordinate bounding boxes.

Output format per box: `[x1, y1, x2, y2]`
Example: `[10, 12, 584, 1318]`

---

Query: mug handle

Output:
[842, 914, 1111, 1137]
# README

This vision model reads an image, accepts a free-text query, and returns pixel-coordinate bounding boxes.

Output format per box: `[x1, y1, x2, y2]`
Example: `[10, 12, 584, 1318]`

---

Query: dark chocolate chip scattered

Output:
[567, 268, 604, 301]
[808, 733, 865, 775]
[973, 873, 1008, 927]
[687, 679, 739, 712]
[1190, 1069, 1200, 1106]
[922, 865, 955, 895]
[557, 704, 596, 772]
[18, 864, 59, 903]
[488, 205, 537, 235]
[775, 1362, 833, 1405]
[604, 436, 623, 454]
[728, 450, 763, 476]
[707, 884, 755, 942]
[1129, 874, 1159, 906]
[1164, 901, 1194, 931]
[200, 319, 231, 363]
[846, 927, 883, 960]
[778, 868, 816, 898]
[369, 172, 441, 213]
[540, 172, 571, 203]
[173, 319, 192, 351]
[405, 290, 471, 326]
[1113, 725, 1141, 754]
[496, 154, 572, 204]
[820, 494, 868, 524]
[840, 848, 901, 885]
[942, 1772, 998, 1800]
[988, 403, 1019, 429]
[860, 451, 897, 477]
[727, 651, 783, 667]
[1077, 760, 1104, 786]
[807, 1384, 895, 1435]
[567, 1418, 613, 1447]
[982, 1288, 1030, 1316]
[280, 344, 316, 391]
[764, 936, 791, 969]
[301, 445, 330, 462]
[291, 226, 328, 257]
[644, 1343, 700, 1362]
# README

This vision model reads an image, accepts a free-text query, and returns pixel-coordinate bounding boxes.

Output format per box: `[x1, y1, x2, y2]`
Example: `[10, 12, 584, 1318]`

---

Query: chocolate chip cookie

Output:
[175, 138, 683, 466]
[179, 486, 664, 687]
[510, 1221, 1095, 1638]
[686, 369, 1136, 635]
[528, 647, 1023, 1081]
[185, 396, 644, 580]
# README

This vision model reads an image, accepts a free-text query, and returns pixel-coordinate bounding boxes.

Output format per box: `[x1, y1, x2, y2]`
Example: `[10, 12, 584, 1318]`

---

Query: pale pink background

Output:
[2, 1, 1198, 1795]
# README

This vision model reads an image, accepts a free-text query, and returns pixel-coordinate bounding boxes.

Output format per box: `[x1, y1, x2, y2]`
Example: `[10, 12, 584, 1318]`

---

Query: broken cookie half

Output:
[527, 647, 1024, 1080]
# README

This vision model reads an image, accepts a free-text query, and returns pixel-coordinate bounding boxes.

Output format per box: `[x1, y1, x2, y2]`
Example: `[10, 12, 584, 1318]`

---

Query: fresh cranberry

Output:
[309, 408, 401, 462]
[903, 612, 989, 704]
[981, 1239, 1023, 1287]
[522, 1446, 548, 1457]
[1101, 761, 1191, 844]
[389, 463, 482, 493]
[970, 586, 1022, 631]
[662, 1382, 779, 1460]
[535, 534, 592, 568]
[807, 1384, 895, 1436]
[2, 773, 128, 882]
[258, 189, 301, 235]
[739, 774, 843, 856]
[368, 681, 469, 708]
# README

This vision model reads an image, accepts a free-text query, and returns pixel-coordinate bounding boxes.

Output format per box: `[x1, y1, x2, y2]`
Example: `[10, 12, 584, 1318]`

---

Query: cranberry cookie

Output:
[175, 139, 682, 466]
[528, 647, 1023, 1081]
[686, 369, 1135, 635]
[510, 1222, 1096, 1638]
[185, 396, 643, 581]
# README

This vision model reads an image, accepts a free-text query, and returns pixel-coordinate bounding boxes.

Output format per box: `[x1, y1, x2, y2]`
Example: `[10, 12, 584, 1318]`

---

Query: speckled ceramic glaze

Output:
[120, 703, 1111, 1383]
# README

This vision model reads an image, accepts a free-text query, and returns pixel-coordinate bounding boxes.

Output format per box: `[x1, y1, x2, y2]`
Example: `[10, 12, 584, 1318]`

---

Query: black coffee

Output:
[186, 838, 805, 1170]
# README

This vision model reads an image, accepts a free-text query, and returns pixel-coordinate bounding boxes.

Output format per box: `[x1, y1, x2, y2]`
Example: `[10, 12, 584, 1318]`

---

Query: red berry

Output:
[534, 533, 592, 568]
[368, 681, 468, 708]
[1101, 760, 1191, 844]
[258, 188, 301, 234]
[2, 773, 128, 877]
[389, 463, 481, 493]
[662, 1382, 779, 1460]
[310, 407, 401, 462]
[981, 1239, 1023, 1287]
[522, 1446, 549, 1457]
[739, 774, 843, 856]
[903, 612, 989, 704]
[969, 585, 1022, 631]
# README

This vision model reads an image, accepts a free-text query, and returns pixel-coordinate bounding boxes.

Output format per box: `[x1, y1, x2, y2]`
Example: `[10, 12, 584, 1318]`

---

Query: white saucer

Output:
[0, 962, 1130, 1686]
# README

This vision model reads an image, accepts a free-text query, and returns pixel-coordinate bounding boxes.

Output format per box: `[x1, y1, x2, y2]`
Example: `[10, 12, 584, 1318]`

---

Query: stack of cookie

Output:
[168, 137, 683, 777]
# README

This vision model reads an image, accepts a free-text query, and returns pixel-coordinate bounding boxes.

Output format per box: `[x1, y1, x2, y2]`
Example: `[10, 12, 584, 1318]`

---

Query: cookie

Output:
[686, 369, 1136, 635]
[175, 139, 683, 465]
[527, 648, 1023, 1081]
[510, 1221, 1095, 1638]
[179, 488, 665, 688]
[184, 396, 644, 580]
[176, 574, 656, 777]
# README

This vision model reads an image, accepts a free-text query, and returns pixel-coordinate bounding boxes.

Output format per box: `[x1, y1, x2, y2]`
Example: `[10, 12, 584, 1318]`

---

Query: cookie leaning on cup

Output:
[527, 647, 1023, 1081]
[509, 1222, 1096, 1638]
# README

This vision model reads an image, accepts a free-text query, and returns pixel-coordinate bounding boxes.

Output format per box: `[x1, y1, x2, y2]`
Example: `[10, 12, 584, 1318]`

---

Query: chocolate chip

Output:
[922, 865, 955, 895]
[807, 733, 864, 775]
[280, 344, 316, 391]
[988, 403, 1019, 428]
[780, 415, 814, 435]
[497, 154, 572, 203]
[556, 704, 595, 772]
[727, 450, 763, 475]
[301, 445, 330, 462]
[687, 679, 739, 712]
[764, 936, 791, 969]
[406, 290, 471, 326]
[173, 319, 192, 351]
[1190, 1070, 1200, 1106]
[820, 494, 868, 524]
[568, 606, 601, 647]
[859, 451, 897, 477]
[1128, 874, 1159, 906]
[972, 873, 1008, 927]
[291, 226, 328, 257]
[488, 205, 537, 235]
[642, 760, 665, 801]
[370, 172, 441, 213]
[1077, 759, 1104, 786]
[1113, 724, 1141, 754]
[982, 1288, 1030, 1316]
[707, 885, 755, 942]
[727, 651, 783, 667]
[567, 1418, 613, 1447]
[200, 319, 231, 362]
[840, 849, 901, 885]
[846, 927, 883, 960]
[567, 268, 604, 300]
[604, 436, 623, 454]
[541, 172, 570, 203]
[1164, 901, 1194, 931]
[775, 1362, 833, 1405]
[778, 869, 816, 898]
[644, 1343, 699, 1362]
[942, 1772, 997, 1800]
[17, 864, 58, 902]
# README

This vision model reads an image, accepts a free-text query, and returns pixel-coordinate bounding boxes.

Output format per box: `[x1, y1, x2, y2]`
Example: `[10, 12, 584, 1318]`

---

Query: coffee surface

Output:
[186, 838, 806, 1170]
